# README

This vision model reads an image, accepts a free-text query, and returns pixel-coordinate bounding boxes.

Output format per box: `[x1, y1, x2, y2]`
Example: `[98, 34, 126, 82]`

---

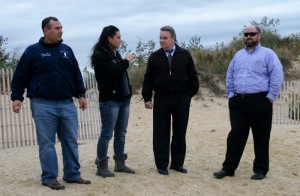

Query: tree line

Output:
[1, 16, 300, 93]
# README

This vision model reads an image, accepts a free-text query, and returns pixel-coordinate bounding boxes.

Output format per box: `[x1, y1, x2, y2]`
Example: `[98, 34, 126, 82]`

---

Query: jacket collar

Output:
[158, 43, 182, 54]
[39, 37, 62, 47]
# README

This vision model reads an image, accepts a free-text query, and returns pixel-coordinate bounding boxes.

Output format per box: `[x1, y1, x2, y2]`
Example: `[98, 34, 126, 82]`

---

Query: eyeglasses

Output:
[244, 32, 258, 37]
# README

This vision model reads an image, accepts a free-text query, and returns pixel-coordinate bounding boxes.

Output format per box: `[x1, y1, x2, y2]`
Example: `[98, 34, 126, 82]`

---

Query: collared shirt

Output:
[226, 44, 284, 101]
[164, 45, 176, 57]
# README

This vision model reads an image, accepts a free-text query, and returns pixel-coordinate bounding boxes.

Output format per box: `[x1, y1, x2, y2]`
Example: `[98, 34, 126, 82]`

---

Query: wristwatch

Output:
[79, 94, 86, 98]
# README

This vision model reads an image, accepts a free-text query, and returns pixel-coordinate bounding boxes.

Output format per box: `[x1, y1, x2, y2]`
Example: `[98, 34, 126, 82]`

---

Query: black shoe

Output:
[213, 169, 234, 179]
[157, 168, 169, 175]
[170, 166, 187, 173]
[251, 173, 265, 180]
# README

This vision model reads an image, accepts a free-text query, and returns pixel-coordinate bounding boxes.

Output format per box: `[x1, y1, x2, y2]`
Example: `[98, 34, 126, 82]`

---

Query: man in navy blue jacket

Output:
[11, 16, 91, 190]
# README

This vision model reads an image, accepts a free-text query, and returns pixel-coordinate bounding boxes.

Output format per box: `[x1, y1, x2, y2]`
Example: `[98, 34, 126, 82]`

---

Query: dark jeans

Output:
[222, 94, 273, 175]
[97, 98, 130, 160]
[153, 93, 191, 169]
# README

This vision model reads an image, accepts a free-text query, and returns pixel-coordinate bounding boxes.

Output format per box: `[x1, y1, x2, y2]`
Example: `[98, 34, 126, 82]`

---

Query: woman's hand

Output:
[125, 53, 136, 62]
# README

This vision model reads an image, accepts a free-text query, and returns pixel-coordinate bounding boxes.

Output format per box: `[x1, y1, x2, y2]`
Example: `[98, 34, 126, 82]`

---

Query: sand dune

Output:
[0, 93, 299, 196]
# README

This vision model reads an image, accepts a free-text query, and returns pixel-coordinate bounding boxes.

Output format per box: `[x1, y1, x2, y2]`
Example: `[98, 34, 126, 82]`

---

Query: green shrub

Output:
[128, 65, 147, 94]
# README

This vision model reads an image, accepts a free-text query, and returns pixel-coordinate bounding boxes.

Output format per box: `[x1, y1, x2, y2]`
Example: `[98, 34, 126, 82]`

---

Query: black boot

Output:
[95, 156, 115, 178]
[113, 154, 135, 174]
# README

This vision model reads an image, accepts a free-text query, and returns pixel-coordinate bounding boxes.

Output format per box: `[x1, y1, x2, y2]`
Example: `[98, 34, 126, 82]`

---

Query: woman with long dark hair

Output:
[91, 25, 135, 177]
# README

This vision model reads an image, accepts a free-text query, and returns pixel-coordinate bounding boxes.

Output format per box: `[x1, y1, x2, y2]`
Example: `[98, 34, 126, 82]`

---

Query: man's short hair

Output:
[41, 16, 59, 30]
[160, 25, 177, 42]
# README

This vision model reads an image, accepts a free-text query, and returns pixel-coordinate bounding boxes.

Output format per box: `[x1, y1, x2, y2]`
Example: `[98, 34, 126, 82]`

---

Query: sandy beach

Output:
[0, 91, 299, 196]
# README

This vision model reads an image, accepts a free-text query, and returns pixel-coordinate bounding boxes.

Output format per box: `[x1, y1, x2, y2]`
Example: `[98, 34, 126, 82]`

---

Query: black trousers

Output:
[222, 94, 273, 175]
[153, 93, 191, 169]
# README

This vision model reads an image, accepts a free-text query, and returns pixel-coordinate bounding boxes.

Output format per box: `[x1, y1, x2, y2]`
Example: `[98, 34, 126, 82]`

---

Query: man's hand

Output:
[79, 97, 87, 111]
[144, 101, 153, 109]
[12, 100, 22, 113]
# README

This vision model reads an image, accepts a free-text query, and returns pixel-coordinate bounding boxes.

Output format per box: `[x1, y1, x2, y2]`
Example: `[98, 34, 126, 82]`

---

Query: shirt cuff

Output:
[267, 93, 276, 101]
[228, 92, 235, 99]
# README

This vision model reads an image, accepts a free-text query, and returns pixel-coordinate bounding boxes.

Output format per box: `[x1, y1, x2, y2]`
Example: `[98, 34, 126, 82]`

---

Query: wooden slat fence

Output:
[1, 68, 300, 149]
[0, 68, 101, 149]
[273, 80, 300, 125]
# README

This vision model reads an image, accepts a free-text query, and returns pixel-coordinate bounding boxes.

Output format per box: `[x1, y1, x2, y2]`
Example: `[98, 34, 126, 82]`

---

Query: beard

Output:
[245, 39, 258, 49]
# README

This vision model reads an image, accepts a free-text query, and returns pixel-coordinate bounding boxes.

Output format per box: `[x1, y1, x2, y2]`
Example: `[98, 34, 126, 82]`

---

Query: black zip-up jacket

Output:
[11, 37, 86, 101]
[91, 48, 132, 102]
[142, 44, 199, 102]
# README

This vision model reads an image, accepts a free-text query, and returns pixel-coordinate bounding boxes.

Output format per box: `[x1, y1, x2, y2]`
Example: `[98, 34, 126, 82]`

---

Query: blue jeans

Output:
[97, 98, 130, 160]
[30, 98, 81, 184]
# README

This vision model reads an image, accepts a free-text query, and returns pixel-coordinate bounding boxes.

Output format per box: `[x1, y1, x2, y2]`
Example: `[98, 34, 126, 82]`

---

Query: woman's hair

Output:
[90, 25, 119, 64]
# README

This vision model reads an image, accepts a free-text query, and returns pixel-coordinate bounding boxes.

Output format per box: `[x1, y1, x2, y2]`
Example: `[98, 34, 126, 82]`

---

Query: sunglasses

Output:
[244, 32, 258, 37]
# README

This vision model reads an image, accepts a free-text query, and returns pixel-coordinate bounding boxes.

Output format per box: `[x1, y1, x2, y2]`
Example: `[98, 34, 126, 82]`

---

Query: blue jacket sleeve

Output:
[11, 48, 32, 102]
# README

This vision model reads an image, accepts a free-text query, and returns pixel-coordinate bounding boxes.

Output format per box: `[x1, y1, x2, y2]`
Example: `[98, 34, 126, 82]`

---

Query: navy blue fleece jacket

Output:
[11, 37, 86, 101]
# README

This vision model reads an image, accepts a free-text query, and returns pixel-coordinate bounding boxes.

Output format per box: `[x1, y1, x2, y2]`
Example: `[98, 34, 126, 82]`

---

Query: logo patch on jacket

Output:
[60, 51, 69, 58]
[41, 53, 51, 57]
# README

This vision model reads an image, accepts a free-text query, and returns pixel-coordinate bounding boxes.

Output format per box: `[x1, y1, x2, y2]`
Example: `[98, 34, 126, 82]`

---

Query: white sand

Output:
[0, 91, 299, 196]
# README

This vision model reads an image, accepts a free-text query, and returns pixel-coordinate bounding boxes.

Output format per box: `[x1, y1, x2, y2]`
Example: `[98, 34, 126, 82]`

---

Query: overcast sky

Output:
[1, 0, 300, 68]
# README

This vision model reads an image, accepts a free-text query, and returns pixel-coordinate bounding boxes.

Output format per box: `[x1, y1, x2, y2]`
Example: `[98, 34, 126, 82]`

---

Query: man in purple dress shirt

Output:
[213, 25, 284, 180]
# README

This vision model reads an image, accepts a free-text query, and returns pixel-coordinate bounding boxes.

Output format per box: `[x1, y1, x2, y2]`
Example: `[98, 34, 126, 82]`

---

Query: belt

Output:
[234, 92, 267, 98]
[156, 92, 188, 96]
